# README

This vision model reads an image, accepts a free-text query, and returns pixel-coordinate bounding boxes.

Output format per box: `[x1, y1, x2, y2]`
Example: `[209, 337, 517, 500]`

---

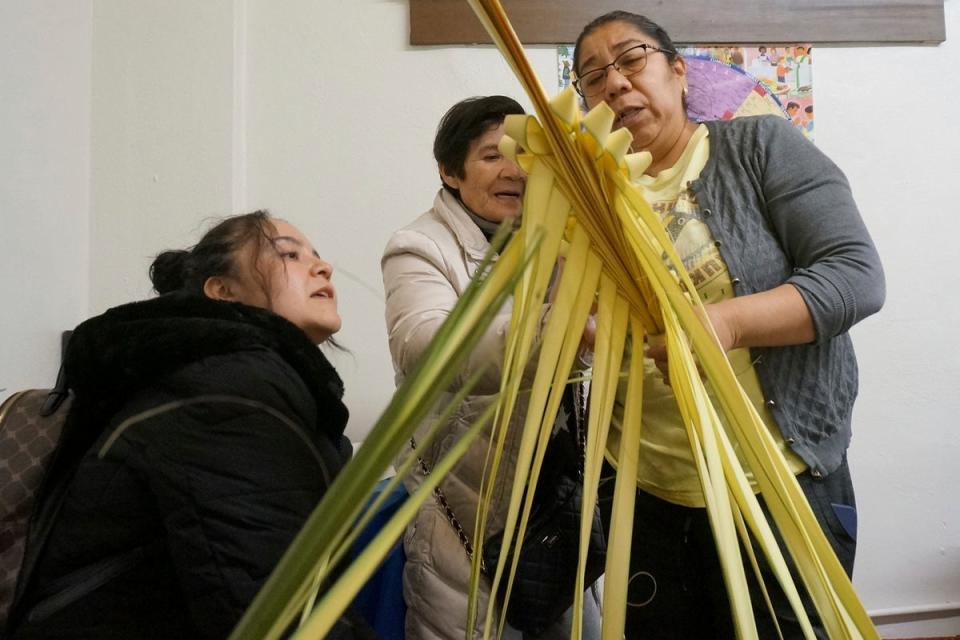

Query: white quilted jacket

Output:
[382, 189, 550, 640]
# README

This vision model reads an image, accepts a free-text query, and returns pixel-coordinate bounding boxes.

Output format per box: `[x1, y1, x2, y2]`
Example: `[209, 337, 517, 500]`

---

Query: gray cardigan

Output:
[692, 116, 884, 477]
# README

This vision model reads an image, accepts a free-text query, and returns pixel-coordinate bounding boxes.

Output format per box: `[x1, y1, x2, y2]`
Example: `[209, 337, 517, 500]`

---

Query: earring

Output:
[682, 86, 688, 99]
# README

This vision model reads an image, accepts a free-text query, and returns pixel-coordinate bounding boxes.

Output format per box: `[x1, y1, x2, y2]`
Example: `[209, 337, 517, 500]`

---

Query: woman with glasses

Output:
[573, 11, 885, 639]
[381, 96, 601, 640]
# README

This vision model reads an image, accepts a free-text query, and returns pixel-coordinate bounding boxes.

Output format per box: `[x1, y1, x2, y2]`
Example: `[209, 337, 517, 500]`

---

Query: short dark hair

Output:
[433, 95, 524, 195]
[573, 11, 680, 76]
[150, 210, 275, 296]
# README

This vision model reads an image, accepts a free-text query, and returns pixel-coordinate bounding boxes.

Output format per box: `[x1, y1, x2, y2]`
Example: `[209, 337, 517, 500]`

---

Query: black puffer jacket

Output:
[9, 294, 356, 639]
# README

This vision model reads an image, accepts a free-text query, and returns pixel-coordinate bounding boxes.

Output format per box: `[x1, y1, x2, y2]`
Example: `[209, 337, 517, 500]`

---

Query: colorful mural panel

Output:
[558, 43, 815, 141]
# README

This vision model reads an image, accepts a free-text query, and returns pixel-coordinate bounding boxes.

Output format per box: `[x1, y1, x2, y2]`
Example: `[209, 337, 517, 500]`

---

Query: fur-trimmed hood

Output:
[62, 292, 348, 448]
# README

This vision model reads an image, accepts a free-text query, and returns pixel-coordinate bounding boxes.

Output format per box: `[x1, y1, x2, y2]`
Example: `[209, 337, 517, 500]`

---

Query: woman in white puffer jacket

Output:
[381, 96, 600, 640]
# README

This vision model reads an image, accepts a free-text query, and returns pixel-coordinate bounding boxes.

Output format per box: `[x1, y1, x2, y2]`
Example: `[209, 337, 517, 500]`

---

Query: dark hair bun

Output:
[150, 249, 192, 294]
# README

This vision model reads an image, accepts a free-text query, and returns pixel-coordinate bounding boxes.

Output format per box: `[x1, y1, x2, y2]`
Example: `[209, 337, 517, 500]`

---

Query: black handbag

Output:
[480, 384, 606, 635]
[412, 383, 606, 636]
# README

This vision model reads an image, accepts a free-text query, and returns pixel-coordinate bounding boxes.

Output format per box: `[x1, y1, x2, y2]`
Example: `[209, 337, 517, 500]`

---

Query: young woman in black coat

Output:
[7, 211, 368, 639]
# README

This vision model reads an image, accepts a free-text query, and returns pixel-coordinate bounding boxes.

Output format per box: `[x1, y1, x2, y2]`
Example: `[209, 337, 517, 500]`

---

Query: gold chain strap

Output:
[411, 380, 586, 570]
[410, 437, 484, 571]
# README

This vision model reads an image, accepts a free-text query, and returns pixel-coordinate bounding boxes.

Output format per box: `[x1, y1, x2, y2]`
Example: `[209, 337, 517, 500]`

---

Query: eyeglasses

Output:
[573, 44, 675, 98]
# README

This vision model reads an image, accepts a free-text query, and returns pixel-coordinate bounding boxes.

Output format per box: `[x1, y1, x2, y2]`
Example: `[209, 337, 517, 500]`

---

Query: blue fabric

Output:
[832, 503, 858, 540]
[351, 478, 408, 640]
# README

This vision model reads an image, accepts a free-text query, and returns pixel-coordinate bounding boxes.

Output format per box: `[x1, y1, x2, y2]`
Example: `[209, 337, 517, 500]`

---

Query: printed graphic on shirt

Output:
[653, 193, 732, 306]
[638, 127, 733, 307]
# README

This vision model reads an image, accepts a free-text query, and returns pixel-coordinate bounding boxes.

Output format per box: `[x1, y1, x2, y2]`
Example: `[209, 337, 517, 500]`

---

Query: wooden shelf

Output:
[410, 1, 946, 46]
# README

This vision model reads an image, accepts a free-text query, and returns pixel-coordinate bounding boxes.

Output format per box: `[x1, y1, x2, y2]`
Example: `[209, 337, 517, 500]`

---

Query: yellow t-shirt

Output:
[605, 124, 807, 507]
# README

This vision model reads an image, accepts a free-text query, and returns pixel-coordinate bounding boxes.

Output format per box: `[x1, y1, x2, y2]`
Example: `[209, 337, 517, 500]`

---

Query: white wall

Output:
[814, 2, 960, 634]
[3, 0, 959, 635]
[89, 0, 237, 311]
[0, 1, 91, 397]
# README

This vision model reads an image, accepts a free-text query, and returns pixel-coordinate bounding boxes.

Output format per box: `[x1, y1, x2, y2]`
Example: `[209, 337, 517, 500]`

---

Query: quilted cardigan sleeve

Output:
[756, 117, 886, 341]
